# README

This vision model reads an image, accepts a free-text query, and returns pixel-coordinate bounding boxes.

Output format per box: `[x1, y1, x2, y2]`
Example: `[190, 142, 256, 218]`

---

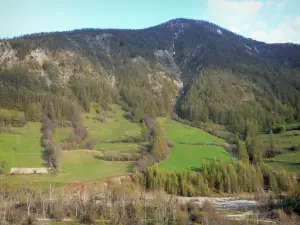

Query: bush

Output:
[104, 135, 144, 143]
[22, 216, 36, 225]
[86, 138, 98, 150]
[101, 152, 142, 161]
[0, 112, 27, 127]
[273, 125, 286, 134]
[98, 115, 106, 123]
[79, 213, 94, 225]
[291, 145, 300, 151]
[167, 140, 174, 148]
[56, 120, 72, 128]
[49, 205, 64, 222]
[0, 161, 8, 174]
[264, 149, 283, 158]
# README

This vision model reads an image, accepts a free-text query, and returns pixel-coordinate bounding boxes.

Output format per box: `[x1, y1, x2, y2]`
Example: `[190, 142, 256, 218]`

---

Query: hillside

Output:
[1, 18, 300, 133]
[1, 18, 300, 175]
[1, 19, 300, 224]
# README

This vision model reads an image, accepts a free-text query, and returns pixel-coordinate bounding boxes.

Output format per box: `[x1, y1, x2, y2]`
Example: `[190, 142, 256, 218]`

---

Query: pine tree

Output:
[151, 121, 169, 161]
[99, 216, 105, 225]
[269, 130, 277, 150]
[269, 173, 278, 192]
[277, 170, 291, 191]
[255, 165, 264, 189]
[237, 139, 249, 163]
[25, 102, 43, 122]
[47, 102, 56, 120]
[246, 137, 263, 164]
[245, 120, 259, 139]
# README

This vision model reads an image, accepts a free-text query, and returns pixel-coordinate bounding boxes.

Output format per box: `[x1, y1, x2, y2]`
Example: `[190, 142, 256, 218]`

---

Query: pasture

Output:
[259, 129, 300, 151]
[158, 118, 234, 171]
[0, 105, 139, 185]
[266, 151, 300, 172]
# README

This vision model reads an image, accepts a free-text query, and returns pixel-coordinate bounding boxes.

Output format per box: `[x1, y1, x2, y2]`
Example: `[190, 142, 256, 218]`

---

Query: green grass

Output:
[259, 130, 300, 150]
[96, 142, 142, 153]
[53, 127, 72, 143]
[82, 104, 141, 142]
[266, 151, 300, 172]
[0, 106, 137, 186]
[0, 122, 43, 169]
[0, 123, 76, 170]
[5, 151, 132, 185]
[158, 118, 234, 171]
[285, 123, 300, 130]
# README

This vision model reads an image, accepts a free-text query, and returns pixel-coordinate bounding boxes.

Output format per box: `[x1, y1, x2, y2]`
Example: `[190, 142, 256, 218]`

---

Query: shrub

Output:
[0, 161, 8, 174]
[86, 138, 98, 150]
[264, 149, 283, 158]
[102, 152, 142, 161]
[273, 125, 286, 134]
[22, 216, 36, 225]
[79, 213, 94, 225]
[291, 145, 300, 151]
[167, 140, 174, 148]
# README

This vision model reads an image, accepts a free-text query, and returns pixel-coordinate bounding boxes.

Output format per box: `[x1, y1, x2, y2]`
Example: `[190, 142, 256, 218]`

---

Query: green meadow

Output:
[0, 106, 240, 185]
[0, 106, 139, 185]
[82, 104, 140, 142]
[6, 151, 131, 185]
[158, 118, 234, 171]
[266, 151, 300, 172]
[259, 129, 300, 151]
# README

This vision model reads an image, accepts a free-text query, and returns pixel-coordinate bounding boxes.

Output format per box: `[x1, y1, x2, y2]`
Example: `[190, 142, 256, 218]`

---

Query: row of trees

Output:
[136, 119, 171, 171]
[0, 110, 26, 127]
[0, 177, 275, 225]
[40, 105, 62, 169]
[137, 160, 293, 197]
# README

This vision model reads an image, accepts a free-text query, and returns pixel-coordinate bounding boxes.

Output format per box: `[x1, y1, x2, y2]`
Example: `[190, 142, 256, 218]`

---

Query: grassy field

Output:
[0, 122, 74, 170]
[259, 129, 300, 151]
[82, 104, 140, 142]
[158, 118, 234, 171]
[266, 151, 300, 172]
[0, 106, 236, 185]
[0, 106, 139, 186]
[0, 122, 44, 169]
[5, 151, 132, 185]
[96, 142, 142, 153]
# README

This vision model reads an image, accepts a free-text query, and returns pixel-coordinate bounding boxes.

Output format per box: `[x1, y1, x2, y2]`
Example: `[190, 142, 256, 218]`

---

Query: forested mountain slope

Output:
[1, 18, 300, 132]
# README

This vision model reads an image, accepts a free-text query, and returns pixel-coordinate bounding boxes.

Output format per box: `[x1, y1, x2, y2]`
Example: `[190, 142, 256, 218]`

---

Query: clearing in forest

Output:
[158, 118, 234, 172]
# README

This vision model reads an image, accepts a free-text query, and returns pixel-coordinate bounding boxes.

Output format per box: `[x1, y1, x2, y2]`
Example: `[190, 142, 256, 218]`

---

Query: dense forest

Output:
[178, 67, 300, 134]
[1, 18, 300, 133]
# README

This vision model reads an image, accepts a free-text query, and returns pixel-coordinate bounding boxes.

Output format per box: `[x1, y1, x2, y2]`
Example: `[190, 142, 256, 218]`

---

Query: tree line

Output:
[136, 160, 293, 197]
[1, 177, 283, 225]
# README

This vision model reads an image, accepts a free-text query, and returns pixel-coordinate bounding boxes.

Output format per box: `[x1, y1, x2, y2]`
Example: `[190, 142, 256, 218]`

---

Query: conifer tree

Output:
[237, 139, 249, 163]
[269, 173, 278, 192]
[246, 137, 263, 164]
[25, 102, 43, 122]
[269, 130, 277, 150]
[99, 216, 105, 225]
[151, 121, 169, 161]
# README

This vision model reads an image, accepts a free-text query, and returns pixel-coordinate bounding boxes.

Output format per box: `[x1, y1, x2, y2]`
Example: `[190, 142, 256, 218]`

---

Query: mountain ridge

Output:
[1, 18, 300, 132]
[2, 18, 300, 46]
